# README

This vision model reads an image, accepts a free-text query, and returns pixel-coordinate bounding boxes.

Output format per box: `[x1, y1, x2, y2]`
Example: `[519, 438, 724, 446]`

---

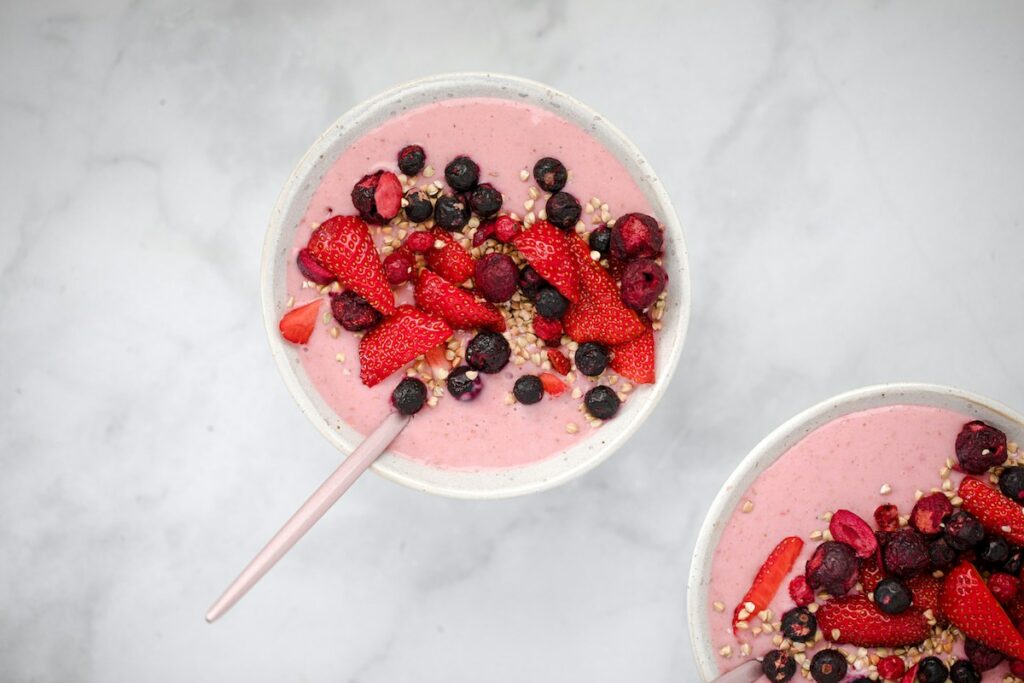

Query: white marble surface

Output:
[2, 1, 1023, 681]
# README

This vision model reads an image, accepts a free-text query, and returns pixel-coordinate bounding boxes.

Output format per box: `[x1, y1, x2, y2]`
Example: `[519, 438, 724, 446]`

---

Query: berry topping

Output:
[1000, 467, 1024, 503]
[915, 656, 948, 683]
[978, 536, 1010, 566]
[588, 224, 611, 257]
[513, 375, 544, 405]
[928, 537, 958, 570]
[810, 649, 848, 683]
[444, 155, 479, 192]
[910, 492, 954, 536]
[474, 253, 518, 303]
[806, 541, 859, 596]
[467, 183, 503, 218]
[988, 572, 1019, 605]
[383, 250, 414, 285]
[563, 235, 646, 346]
[958, 477, 1024, 544]
[940, 561, 1024, 659]
[945, 509, 986, 550]
[433, 194, 470, 231]
[296, 248, 336, 285]
[512, 221, 580, 302]
[780, 607, 817, 642]
[471, 218, 495, 247]
[875, 578, 913, 614]
[884, 528, 930, 577]
[610, 212, 664, 261]
[859, 553, 886, 594]
[875, 504, 901, 532]
[877, 655, 907, 680]
[539, 372, 566, 397]
[545, 191, 582, 230]
[351, 170, 402, 225]
[518, 265, 546, 300]
[426, 230, 475, 284]
[608, 325, 656, 384]
[532, 157, 567, 193]
[965, 638, 1005, 672]
[620, 258, 668, 312]
[307, 215, 395, 315]
[403, 189, 434, 223]
[1003, 546, 1024, 574]
[547, 349, 571, 376]
[414, 269, 504, 332]
[532, 315, 563, 347]
[574, 342, 609, 377]
[789, 575, 815, 607]
[956, 420, 1007, 474]
[816, 595, 930, 647]
[584, 385, 620, 419]
[949, 659, 982, 683]
[535, 287, 570, 319]
[465, 331, 511, 374]
[761, 650, 797, 683]
[391, 377, 427, 415]
[278, 299, 321, 344]
[330, 290, 383, 332]
[829, 509, 878, 559]
[397, 144, 426, 176]
[446, 366, 483, 401]
[405, 230, 434, 254]
[493, 214, 522, 243]
[732, 536, 804, 634]
[1009, 660, 1024, 678]
[357, 305, 452, 387]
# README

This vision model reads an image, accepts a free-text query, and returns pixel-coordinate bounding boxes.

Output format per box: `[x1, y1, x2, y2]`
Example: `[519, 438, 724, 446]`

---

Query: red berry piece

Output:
[397, 144, 426, 176]
[910, 492, 954, 536]
[806, 541, 858, 596]
[1009, 660, 1024, 678]
[426, 230, 475, 285]
[620, 258, 668, 312]
[330, 290, 383, 332]
[874, 504, 900, 532]
[474, 253, 518, 303]
[788, 574, 815, 607]
[471, 218, 496, 247]
[351, 170, 402, 225]
[493, 214, 522, 243]
[547, 349, 570, 375]
[532, 315, 563, 347]
[539, 372, 566, 397]
[279, 299, 321, 344]
[956, 420, 1008, 474]
[733, 537, 804, 634]
[383, 250, 414, 285]
[610, 212, 664, 261]
[829, 509, 878, 559]
[965, 638, 1005, 672]
[988, 572, 1020, 605]
[405, 230, 434, 254]
[883, 528, 929, 577]
[296, 248, 335, 285]
[877, 655, 906, 680]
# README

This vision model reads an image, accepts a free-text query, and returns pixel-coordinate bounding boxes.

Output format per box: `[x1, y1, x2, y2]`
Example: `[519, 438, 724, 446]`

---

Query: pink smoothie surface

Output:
[705, 404, 1007, 679]
[285, 97, 655, 470]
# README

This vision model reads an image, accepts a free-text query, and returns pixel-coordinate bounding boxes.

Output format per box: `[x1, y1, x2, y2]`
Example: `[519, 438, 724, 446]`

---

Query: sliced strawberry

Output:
[732, 536, 803, 634]
[901, 663, 919, 683]
[547, 349, 570, 375]
[424, 345, 450, 383]
[414, 269, 505, 332]
[358, 305, 453, 387]
[940, 560, 1024, 658]
[859, 552, 886, 595]
[426, 230, 475, 285]
[539, 372, 566, 397]
[278, 299, 321, 344]
[959, 477, 1024, 544]
[563, 235, 645, 346]
[512, 220, 580, 302]
[906, 573, 944, 622]
[609, 325, 655, 384]
[816, 595, 929, 647]
[307, 215, 395, 315]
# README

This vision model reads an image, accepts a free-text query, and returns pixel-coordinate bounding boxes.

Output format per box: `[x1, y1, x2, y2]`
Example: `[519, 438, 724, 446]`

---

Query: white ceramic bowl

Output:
[260, 73, 691, 499]
[687, 383, 1024, 681]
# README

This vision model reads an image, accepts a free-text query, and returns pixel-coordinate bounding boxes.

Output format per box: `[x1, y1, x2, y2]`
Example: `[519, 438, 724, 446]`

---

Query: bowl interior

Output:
[687, 383, 1024, 681]
[261, 73, 691, 499]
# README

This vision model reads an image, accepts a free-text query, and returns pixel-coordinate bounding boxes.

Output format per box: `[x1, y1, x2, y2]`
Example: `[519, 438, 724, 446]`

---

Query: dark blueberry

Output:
[883, 528, 930, 577]
[928, 537, 959, 570]
[545, 191, 582, 230]
[956, 420, 1008, 474]
[518, 265, 546, 300]
[330, 290, 383, 332]
[397, 144, 426, 176]
[779, 607, 817, 643]
[534, 287, 570, 319]
[532, 156, 568, 193]
[1000, 467, 1024, 503]
[944, 510, 985, 551]
[949, 660, 982, 683]
[584, 386, 620, 420]
[465, 331, 511, 374]
[433, 194, 470, 231]
[390, 377, 427, 415]
[809, 649, 847, 683]
[474, 253, 518, 303]
[874, 578, 912, 614]
[468, 183, 503, 218]
[620, 258, 668, 312]
[513, 375, 544, 405]
[761, 650, 796, 683]
[403, 189, 434, 223]
[965, 638, 1005, 672]
[978, 536, 1010, 566]
[574, 342, 609, 377]
[806, 541, 858, 596]
[446, 365, 483, 401]
[1004, 546, 1024, 574]
[444, 155, 479, 192]
[588, 225, 611, 256]
[916, 656, 948, 683]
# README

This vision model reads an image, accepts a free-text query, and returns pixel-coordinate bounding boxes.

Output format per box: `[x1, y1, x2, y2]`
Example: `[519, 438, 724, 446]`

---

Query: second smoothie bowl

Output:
[261, 73, 690, 499]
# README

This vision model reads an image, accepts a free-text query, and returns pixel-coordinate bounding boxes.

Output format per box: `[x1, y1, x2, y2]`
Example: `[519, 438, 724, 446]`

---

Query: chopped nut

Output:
[741, 500, 754, 513]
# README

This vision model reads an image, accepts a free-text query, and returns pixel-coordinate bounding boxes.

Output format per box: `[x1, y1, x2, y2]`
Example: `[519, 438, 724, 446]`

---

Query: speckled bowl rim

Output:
[686, 382, 1024, 680]
[260, 72, 691, 499]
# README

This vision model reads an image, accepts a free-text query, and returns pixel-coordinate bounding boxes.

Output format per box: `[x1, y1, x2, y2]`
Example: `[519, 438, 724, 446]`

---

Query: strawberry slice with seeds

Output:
[539, 372, 566, 397]
[940, 561, 1024, 658]
[817, 595, 930, 647]
[426, 230, 475, 285]
[906, 573, 944, 622]
[414, 269, 505, 332]
[307, 215, 395, 315]
[563, 234, 645, 346]
[512, 220, 580, 302]
[547, 349, 570, 375]
[732, 536, 803, 634]
[609, 325, 655, 384]
[278, 299, 321, 344]
[858, 552, 886, 595]
[358, 305, 453, 387]
[959, 477, 1024, 544]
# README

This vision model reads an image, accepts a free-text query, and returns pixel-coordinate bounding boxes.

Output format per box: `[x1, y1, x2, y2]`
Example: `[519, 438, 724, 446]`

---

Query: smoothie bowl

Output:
[689, 384, 1024, 682]
[261, 73, 690, 499]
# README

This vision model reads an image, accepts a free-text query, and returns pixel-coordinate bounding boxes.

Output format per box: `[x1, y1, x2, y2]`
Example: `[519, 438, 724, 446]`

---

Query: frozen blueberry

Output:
[397, 144, 426, 176]
[535, 287, 569, 319]
[950, 660, 982, 683]
[433, 194, 470, 231]
[780, 607, 816, 643]
[978, 536, 1010, 566]
[391, 377, 427, 415]
[928, 537, 959, 570]
[465, 331, 510, 374]
[1000, 467, 1024, 503]
[532, 157, 567, 193]
[944, 510, 985, 551]
[874, 578, 912, 614]
[965, 639, 1005, 672]
[916, 656, 948, 683]
[403, 189, 434, 223]
[956, 420, 1008, 474]
[468, 183, 503, 218]
[584, 386, 620, 420]
[444, 155, 479, 192]
[806, 541, 858, 596]
[574, 342, 609, 377]
[810, 649, 847, 683]
[446, 365, 483, 401]
[513, 375, 544, 405]
[545, 191, 581, 230]
[518, 265, 546, 300]
[762, 650, 797, 683]
[589, 225, 611, 256]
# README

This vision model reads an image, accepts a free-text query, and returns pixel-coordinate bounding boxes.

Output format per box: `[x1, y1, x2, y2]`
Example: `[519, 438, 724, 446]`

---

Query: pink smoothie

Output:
[285, 97, 655, 470]
[706, 405, 1010, 680]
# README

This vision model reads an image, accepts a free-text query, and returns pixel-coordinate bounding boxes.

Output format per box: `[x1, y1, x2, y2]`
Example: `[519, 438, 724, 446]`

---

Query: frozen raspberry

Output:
[574, 342, 609, 377]
[532, 315, 563, 347]
[978, 536, 1010, 566]
[518, 265, 546, 300]
[397, 144, 426, 176]
[493, 214, 521, 243]
[465, 331, 510, 374]
[965, 638, 1004, 672]
[589, 225, 611, 256]
[1000, 467, 1024, 503]
[474, 253, 518, 303]
[928, 538, 958, 570]
[780, 607, 816, 642]
[444, 155, 479, 192]
[535, 287, 570, 319]
[296, 248, 335, 285]
[391, 377, 427, 415]
[806, 542, 858, 596]
[383, 250, 414, 285]
[446, 366, 483, 401]
[610, 212, 664, 261]
[874, 577, 912, 614]
[403, 188, 434, 223]
[988, 572, 1019, 605]
[620, 258, 668, 312]
[949, 660, 981, 683]
[917, 657, 947, 683]
[944, 510, 985, 551]
[955, 420, 1008, 474]
[545, 191, 581, 230]
[468, 183, 503, 218]
[584, 385, 620, 420]
[788, 575, 815, 607]
[1009, 660, 1024, 679]
[351, 170, 402, 224]
[472, 219, 496, 247]
[405, 230, 434, 254]
[532, 157, 567, 193]
[330, 290, 382, 332]
[829, 509, 878, 559]
[877, 656, 906, 681]
[513, 375, 544, 405]
[883, 528, 929, 577]
[910, 492, 953, 536]
[874, 504, 900, 532]
[434, 194, 470, 231]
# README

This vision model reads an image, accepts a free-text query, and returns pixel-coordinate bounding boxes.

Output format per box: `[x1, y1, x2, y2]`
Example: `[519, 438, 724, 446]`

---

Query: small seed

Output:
[741, 500, 754, 513]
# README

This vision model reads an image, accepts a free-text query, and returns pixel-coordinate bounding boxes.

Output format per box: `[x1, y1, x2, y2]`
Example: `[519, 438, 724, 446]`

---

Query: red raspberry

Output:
[619, 258, 668, 312]
[405, 230, 434, 254]
[876, 655, 906, 680]
[874, 504, 900, 532]
[383, 250, 414, 285]
[988, 572, 1020, 605]
[788, 574, 814, 607]
[474, 253, 518, 303]
[493, 215, 521, 243]
[909, 492, 953, 535]
[610, 212, 663, 260]
[532, 315, 563, 347]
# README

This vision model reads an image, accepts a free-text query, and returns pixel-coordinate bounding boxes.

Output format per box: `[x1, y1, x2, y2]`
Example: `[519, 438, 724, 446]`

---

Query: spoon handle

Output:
[708, 660, 762, 683]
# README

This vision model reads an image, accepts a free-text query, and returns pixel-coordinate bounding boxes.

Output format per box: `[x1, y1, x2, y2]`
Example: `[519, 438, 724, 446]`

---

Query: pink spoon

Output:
[205, 410, 410, 622]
